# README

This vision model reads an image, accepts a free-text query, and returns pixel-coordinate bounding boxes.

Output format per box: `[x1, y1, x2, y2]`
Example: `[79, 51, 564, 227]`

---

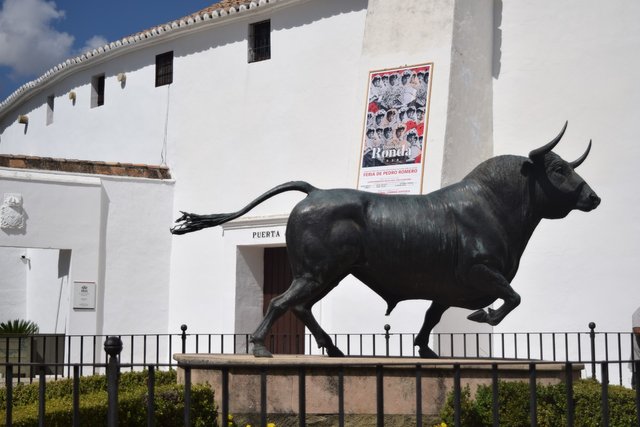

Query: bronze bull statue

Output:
[171, 122, 600, 358]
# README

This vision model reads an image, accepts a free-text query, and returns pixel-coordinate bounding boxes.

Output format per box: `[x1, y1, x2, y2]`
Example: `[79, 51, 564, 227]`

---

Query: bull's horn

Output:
[569, 139, 592, 169]
[529, 121, 568, 160]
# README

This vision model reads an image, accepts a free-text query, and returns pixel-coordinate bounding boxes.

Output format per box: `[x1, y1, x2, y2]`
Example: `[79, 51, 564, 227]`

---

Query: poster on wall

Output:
[357, 63, 433, 194]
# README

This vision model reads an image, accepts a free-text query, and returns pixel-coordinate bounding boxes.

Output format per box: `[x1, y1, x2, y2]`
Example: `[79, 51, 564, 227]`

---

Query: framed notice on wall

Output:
[357, 63, 433, 194]
[73, 281, 96, 310]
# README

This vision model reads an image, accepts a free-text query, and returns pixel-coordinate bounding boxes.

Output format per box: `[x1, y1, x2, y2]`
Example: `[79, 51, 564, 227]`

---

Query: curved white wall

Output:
[0, 0, 637, 369]
[492, 0, 640, 338]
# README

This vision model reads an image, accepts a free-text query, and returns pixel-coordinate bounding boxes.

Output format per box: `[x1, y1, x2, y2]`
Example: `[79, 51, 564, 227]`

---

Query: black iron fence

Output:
[2, 322, 637, 386]
[2, 336, 640, 427]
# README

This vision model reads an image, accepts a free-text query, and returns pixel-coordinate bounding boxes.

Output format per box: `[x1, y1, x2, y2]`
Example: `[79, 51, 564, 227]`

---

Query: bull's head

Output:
[526, 122, 601, 219]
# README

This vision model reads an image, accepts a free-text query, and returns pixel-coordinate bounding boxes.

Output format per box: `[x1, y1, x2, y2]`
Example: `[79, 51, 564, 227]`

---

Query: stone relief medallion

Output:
[1, 193, 26, 230]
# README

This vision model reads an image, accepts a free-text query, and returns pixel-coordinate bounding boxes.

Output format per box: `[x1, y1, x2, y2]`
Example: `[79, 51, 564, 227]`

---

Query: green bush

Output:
[440, 379, 637, 427]
[0, 370, 217, 427]
[0, 319, 39, 335]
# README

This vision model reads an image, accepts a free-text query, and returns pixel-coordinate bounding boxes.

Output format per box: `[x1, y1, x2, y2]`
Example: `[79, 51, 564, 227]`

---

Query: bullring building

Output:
[0, 0, 637, 376]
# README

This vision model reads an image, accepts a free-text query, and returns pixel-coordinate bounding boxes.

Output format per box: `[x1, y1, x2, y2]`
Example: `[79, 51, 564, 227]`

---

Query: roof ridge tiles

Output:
[0, 0, 281, 116]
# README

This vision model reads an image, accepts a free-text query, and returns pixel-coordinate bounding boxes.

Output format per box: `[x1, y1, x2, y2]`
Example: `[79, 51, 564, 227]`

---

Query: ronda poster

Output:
[357, 63, 433, 194]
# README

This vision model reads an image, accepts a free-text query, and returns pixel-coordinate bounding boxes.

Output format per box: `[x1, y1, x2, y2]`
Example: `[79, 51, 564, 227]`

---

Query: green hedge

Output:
[0, 370, 217, 427]
[440, 379, 637, 427]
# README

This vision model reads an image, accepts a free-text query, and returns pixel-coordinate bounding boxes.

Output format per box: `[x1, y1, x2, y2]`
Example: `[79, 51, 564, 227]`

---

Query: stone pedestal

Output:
[175, 354, 582, 426]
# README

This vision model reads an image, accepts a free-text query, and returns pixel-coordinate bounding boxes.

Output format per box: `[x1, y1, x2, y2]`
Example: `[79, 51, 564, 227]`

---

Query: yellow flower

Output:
[267, 423, 277, 427]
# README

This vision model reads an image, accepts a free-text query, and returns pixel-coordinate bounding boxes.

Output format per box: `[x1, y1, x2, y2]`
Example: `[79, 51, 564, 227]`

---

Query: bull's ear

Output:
[521, 160, 533, 176]
[529, 121, 568, 162]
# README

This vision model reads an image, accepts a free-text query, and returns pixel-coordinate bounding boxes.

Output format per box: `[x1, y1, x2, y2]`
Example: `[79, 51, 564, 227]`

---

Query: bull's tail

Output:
[170, 181, 317, 235]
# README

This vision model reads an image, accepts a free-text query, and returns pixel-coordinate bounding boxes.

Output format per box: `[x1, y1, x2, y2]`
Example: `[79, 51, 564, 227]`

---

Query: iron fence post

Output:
[565, 362, 574, 427]
[635, 361, 640, 427]
[589, 322, 596, 379]
[298, 366, 306, 427]
[73, 365, 80, 427]
[384, 324, 390, 356]
[5, 364, 12, 427]
[376, 365, 384, 427]
[260, 367, 267, 427]
[529, 363, 537, 427]
[601, 362, 609, 427]
[415, 364, 423, 427]
[454, 363, 461, 427]
[338, 366, 345, 427]
[221, 367, 229, 427]
[147, 365, 156, 427]
[181, 324, 188, 353]
[184, 366, 192, 427]
[105, 336, 123, 427]
[39, 366, 45, 427]
[492, 363, 499, 427]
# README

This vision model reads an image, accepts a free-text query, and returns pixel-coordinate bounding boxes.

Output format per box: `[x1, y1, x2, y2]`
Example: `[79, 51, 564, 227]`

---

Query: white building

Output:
[0, 0, 637, 367]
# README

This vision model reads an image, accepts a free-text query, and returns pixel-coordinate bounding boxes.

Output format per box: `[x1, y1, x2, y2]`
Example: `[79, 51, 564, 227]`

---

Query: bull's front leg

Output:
[465, 264, 521, 326]
[414, 302, 449, 358]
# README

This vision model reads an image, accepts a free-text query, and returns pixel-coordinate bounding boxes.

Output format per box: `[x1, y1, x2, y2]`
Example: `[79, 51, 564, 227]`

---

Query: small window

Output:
[91, 74, 105, 108]
[156, 51, 173, 87]
[46, 95, 54, 125]
[249, 20, 271, 63]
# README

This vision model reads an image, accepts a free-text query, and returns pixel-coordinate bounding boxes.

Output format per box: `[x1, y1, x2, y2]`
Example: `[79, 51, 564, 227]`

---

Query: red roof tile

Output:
[0, 155, 171, 179]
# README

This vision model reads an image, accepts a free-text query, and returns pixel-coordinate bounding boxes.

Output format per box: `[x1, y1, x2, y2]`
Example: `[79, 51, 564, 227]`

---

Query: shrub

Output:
[439, 379, 637, 427]
[0, 370, 217, 427]
[0, 319, 39, 335]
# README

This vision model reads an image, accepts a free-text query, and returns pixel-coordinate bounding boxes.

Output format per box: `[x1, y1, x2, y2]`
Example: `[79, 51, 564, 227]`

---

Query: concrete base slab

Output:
[174, 354, 583, 425]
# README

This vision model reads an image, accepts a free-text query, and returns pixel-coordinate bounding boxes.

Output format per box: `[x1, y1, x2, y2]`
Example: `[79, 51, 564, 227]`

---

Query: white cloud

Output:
[0, 0, 73, 77]
[77, 35, 108, 55]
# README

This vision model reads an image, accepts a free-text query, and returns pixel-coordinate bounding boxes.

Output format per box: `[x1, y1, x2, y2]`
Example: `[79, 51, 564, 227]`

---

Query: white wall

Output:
[0, 169, 174, 340]
[0, 170, 104, 337]
[25, 248, 70, 334]
[167, 0, 372, 333]
[492, 0, 640, 340]
[100, 177, 174, 334]
[0, 247, 27, 321]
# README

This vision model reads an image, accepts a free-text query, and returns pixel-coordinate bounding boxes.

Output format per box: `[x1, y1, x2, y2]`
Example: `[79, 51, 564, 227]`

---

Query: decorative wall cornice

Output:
[0, 154, 171, 179]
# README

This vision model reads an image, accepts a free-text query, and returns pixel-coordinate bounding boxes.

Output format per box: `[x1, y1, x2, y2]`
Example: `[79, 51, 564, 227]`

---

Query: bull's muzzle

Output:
[588, 192, 601, 209]
[579, 190, 601, 211]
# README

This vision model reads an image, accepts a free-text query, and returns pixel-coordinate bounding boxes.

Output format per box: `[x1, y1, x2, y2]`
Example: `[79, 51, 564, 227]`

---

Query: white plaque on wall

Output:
[73, 281, 96, 309]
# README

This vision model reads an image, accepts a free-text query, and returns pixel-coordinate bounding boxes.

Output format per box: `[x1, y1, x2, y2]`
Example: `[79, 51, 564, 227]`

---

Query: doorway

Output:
[263, 247, 305, 354]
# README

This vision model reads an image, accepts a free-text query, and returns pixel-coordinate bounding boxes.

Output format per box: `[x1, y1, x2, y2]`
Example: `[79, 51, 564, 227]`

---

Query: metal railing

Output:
[3, 336, 640, 427]
[1, 322, 638, 385]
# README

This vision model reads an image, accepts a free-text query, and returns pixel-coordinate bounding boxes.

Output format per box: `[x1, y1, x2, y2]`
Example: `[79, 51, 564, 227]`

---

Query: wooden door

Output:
[263, 247, 305, 354]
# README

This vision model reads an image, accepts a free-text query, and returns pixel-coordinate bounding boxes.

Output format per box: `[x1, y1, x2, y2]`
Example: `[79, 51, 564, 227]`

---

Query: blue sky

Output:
[0, 0, 215, 102]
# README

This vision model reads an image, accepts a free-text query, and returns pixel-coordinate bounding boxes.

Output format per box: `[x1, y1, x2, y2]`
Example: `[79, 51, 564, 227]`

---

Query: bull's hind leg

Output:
[466, 264, 521, 326]
[292, 284, 344, 357]
[251, 277, 335, 357]
[414, 302, 449, 358]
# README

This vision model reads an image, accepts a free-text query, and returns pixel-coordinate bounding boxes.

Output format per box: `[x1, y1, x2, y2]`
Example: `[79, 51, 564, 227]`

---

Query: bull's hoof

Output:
[252, 344, 273, 358]
[467, 309, 489, 323]
[418, 347, 439, 358]
[326, 346, 345, 357]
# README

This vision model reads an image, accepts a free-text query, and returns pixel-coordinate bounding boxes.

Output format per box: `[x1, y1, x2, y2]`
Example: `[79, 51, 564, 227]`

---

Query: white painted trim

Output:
[222, 214, 289, 230]
[0, 168, 101, 186]
[0, 167, 175, 185]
